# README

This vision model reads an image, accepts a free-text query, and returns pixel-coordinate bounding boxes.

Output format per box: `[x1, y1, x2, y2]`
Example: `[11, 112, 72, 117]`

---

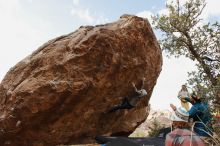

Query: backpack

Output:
[165, 129, 205, 146]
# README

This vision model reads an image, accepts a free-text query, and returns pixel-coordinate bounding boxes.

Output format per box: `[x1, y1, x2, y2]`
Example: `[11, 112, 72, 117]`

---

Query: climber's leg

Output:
[107, 99, 134, 113]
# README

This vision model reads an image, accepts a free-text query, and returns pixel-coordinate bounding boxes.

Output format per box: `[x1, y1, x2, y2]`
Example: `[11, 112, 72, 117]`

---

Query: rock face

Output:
[0, 15, 162, 145]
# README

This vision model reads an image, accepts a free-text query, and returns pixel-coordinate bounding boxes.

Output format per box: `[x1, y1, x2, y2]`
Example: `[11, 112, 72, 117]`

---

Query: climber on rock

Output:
[106, 77, 147, 113]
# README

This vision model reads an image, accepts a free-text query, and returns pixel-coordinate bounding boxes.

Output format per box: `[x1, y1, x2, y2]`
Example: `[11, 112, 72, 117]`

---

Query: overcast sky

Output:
[0, 0, 219, 110]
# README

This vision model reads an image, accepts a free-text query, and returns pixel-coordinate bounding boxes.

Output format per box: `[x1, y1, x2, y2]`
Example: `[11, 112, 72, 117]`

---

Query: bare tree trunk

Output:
[185, 33, 218, 86]
[186, 32, 220, 107]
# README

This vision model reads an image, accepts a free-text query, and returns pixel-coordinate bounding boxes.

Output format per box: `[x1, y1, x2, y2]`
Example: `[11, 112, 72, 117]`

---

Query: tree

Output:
[152, 0, 220, 105]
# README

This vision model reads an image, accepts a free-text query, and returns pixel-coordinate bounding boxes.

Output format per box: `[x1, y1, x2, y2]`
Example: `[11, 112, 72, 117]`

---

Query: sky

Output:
[0, 0, 220, 110]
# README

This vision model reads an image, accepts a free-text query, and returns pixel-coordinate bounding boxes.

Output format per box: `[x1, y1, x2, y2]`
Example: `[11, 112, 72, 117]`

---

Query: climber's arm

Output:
[132, 82, 138, 92]
[170, 103, 177, 111]
[141, 77, 145, 89]
[132, 77, 145, 92]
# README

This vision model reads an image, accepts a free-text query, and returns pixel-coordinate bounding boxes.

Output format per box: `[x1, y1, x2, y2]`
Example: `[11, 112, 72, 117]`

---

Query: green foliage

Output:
[130, 131, 146, 137]
[153, 0, 220, 106]
[148, 118, 162, 137]
[212, 117, 220, 137]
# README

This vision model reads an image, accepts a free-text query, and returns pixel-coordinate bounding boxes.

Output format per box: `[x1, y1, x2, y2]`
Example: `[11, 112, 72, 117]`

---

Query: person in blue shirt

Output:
[170, 92, 213, 137]
[187, 93, 213, 137]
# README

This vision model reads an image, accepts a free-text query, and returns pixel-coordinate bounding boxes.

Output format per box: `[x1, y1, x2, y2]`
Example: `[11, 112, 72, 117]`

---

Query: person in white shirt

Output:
[177, 85, 190, 111]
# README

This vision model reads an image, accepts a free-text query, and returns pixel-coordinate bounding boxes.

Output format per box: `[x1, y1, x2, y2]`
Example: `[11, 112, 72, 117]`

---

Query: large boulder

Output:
[0, 15, 162, 145]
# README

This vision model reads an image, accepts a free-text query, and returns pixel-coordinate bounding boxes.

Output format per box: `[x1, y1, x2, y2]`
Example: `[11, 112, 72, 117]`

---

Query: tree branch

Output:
[185, 32, 218, 86]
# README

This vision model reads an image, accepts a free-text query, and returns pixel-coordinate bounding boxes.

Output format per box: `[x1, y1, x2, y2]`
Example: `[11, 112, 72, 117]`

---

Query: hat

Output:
[170, 107, 189, 122]
[139, 89, 147, 96]
[191, 91, 203, 102]
[191, 91, 197, 97]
